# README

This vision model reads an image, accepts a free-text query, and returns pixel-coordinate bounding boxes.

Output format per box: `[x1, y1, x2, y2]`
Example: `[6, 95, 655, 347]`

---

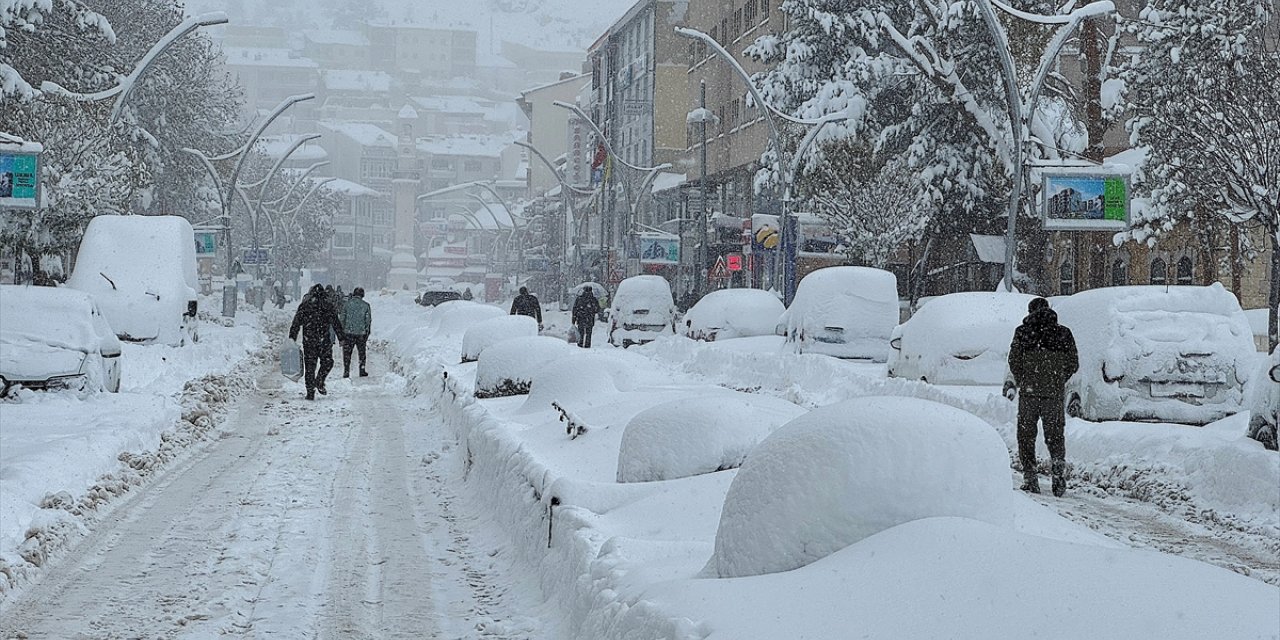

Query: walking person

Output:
[1007, 297, 1079, 496]
[340, 287, 372, 378]
[289, 284, 344, 401]
[572, 287, 600, 349]
[510, 286, 543, 329]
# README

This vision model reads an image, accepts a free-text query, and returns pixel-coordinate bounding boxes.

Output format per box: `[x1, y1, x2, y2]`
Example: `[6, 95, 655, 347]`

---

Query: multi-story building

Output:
[221, 47, 319, 120]
[516, 73, 591, 199]
[363, 21, 477, 85]
[323, 178, 391, 289]
[302, 29, 372, 70]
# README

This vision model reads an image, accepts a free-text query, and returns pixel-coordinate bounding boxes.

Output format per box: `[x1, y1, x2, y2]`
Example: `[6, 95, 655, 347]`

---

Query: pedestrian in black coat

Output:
[1008, 297, 1079, 496]
[290, 284, 344, 400]
[510, 286, 543, 328]
[572, 289, 600, 348]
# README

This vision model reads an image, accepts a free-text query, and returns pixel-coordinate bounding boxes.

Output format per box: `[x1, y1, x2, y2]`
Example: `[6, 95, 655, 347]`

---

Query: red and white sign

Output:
[709, 256, 729, 280]
[726, 254, 743, 272]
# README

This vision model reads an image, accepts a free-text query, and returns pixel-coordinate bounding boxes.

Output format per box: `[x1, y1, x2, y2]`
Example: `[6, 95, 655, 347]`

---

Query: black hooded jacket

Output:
[1008, 308, 1079, 398]
[290, 291, 344, 347]
[572, 292, 600, 326]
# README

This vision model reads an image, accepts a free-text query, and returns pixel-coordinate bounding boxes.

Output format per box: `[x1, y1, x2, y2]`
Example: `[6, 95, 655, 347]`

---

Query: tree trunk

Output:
[1269, 228, 1278, 352]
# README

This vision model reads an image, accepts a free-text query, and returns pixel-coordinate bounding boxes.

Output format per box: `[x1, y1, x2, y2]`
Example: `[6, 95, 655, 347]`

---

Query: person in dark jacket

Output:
[339, 287, 372, 378]
[1007, 297, 1079, 496]
[290, 284, 344, 400]
[510, 286, 542, 328]
[572, 288, 601, 348]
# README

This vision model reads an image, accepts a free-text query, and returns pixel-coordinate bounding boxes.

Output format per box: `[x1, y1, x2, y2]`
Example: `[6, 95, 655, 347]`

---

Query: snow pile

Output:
[475, 336, 575, 398]
[1055, 284, 1256, 423]
[782, 266, 898, 360]
[616, 393, 805, 483]
[706, 396, 1014, 578]
[460, 314, 538, 363]
[891, 291, 1035, 385]
[519, 352, 634, 414]
[682, 289, 784, 340]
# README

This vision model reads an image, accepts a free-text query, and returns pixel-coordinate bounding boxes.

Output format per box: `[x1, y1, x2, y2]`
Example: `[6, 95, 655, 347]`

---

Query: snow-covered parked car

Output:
[1246, 348, 1278, 450]
[1054, 284, 1256, 424]
[781, 266, 898, 361]
[66, 215, 199, 346]
[608, 275, 676, 348]
[889, 292, 1036, 385]
[682, 289, 784, 342]
[0, 285, 122, 396]
[460, 315, 538, 363]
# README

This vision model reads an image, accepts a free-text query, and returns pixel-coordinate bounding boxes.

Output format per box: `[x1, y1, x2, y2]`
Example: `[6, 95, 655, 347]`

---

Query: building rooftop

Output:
[321, 70, 392, 93]
[416, 133, 517, 159]
[319, 121, 397, 148]
[303, 29, 370, 47]
[222, 47, 318, 69]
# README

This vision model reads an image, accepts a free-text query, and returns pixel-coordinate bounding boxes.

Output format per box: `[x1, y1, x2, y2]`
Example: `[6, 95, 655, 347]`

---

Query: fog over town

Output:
[0, 0, 1277, 637]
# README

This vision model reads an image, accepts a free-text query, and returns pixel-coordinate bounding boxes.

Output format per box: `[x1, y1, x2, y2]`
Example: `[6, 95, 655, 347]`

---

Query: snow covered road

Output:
[0, 347, 550, 639]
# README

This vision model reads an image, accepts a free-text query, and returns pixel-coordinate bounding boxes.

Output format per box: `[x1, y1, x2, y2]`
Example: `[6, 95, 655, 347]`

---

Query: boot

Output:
[1020, 470, 1041, 494]
[1051, 459, 1067, 497]
[305, 389, 315, 401]
[316, 382, 327, 395]
[359, 368, 368, 377]
[343, 369, 350, 378]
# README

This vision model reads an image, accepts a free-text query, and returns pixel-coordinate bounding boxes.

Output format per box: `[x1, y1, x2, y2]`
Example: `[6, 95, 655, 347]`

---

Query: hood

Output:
[1023, 308, 1059, 327]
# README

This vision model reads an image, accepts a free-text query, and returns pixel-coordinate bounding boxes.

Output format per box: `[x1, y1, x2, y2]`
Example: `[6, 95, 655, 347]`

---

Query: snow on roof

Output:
[417, 133, 516, 159]
[322, 177, 382, 198]
[398, 104, 419, 119]
[321, 70, 392, 93]
[258, 135, 328, 163]
[517, 73, 589, 98]
[969, 233, 1006, 264]
[410, 95, 490, 115]
[318, 121, 396, 148]
[222, 47, 318, 68]
[303, 29, 369, 47]
[650, 171, 687, 194]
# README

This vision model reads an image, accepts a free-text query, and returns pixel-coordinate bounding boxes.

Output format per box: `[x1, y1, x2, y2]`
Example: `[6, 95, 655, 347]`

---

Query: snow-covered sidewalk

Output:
[0, 307, 266, 598]
[376, 294, 1279, 639]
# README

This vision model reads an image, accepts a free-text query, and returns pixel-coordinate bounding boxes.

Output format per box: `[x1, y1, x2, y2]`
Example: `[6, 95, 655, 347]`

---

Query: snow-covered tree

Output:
[1116, 0, 1279, 348]
[0, 0, 115, 100]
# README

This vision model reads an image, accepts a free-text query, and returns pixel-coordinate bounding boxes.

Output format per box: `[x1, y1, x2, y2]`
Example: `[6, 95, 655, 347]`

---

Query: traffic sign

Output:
[709, 256, 729, 279]
[726, 254, 742, 272]
[242, 248, 270, 265]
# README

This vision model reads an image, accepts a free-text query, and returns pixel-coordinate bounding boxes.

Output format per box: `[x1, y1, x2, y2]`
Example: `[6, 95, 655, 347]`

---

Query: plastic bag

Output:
[280, 340, 303, 382]
[567, 325, 580, 345]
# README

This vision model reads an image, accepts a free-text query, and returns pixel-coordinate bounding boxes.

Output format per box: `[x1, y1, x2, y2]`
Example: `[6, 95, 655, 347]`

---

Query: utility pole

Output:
[698, 81, 710, 297]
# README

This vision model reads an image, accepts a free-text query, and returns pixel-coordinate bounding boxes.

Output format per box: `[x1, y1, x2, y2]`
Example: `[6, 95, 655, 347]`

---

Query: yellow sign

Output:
[756, 226, 779, 250]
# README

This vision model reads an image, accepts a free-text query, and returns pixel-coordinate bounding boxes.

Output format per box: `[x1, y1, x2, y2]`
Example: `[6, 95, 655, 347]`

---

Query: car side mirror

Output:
[185, 300, 198, 318]
[1270, 363, 1279, 384]
[890, 337, 902, 350]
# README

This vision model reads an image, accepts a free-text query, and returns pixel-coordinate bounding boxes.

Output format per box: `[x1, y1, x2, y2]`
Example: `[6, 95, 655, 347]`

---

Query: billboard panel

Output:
[0, 150, 40, 209]
[638, 235, 679, 265]
[1042, 173, 1130, 231]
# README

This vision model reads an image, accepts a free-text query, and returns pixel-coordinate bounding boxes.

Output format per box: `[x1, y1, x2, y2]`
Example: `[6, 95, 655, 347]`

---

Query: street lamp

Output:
[673, 27, 849, 304]
[515, 140, 597, 292]
[182, 92, 316, 317]
[550, 100, 673, 279]
[40, 12, 230, 124]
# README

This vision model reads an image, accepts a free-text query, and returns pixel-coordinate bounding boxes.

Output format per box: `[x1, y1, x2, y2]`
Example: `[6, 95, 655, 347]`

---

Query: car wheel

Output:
[622, 339, 634, 349]
[1067, 394, 1083, 418]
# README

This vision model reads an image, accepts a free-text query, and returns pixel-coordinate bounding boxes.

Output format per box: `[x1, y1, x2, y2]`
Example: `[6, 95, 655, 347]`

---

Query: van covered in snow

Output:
[1054, 284, 1255, 424]
[608, 275, 676, 347]
[67, 215, 199, 346]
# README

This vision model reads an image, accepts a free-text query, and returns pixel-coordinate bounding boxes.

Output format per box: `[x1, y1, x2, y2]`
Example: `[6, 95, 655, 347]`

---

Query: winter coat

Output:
[511, 293, 542, 323]
[340, 296, 372, 336]
[573, 292, 600, 326]
[289, 294, 344, 347]
[1008, 308, 1079, 399]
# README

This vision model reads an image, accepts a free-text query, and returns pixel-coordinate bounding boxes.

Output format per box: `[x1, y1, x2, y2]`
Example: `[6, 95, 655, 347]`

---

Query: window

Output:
[720, 18, 729, 43]
[1059, 260, 1074, 296]
[431, 158, 453, 170]
[1111, 258, 1128, 287]
[1150, 257, 1167, 285]
[334, 232, 354, 248]
[733, 8, 743, 37]
[710, 26, 718, 45]
[745, 0, 757, 24]
[760, 0, 770, 18]
[1089, 251, 1106, 288]
[1176, 256, 1193, 285]
[464, 160, 483, 172]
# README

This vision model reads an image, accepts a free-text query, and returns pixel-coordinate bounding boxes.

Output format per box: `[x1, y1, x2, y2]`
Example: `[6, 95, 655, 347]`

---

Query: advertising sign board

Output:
[0, 149, 40, 209]
[242, 248, 271, 266]
[1042, 173, 1130, 231]
[194, 232, 217, 256]
[638, 235, 679, 265]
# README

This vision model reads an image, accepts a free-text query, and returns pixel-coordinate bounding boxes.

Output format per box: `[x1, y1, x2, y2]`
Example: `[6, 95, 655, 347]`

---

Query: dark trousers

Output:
[342, 333, 368, 373]
[303, 341, 334, 392]
[1017, 394, 1066, 472]
[576, 321, 593, 348]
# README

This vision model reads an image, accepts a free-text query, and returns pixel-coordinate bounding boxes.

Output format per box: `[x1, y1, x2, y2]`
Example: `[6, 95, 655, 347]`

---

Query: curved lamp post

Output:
[516, 140, 588, 290]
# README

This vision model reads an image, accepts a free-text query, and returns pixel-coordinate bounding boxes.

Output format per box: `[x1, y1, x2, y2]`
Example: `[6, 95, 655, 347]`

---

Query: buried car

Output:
[683, 288, 785, 341]
[609, 275, 676, 347]
[0, 285, 122, 396]
[1052, 284, 1256, 424]
[781, 266, 899, 361]
[889, 292, 1036, 385]
[1246, 348, 1278, 450]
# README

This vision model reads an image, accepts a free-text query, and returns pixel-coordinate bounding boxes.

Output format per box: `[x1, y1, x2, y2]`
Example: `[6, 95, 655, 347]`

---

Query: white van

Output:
[68, 215, 200, 346]
[1053, 284, 1256, 424]
[782, 266, 899, 361]
[608, 275, 676, 347]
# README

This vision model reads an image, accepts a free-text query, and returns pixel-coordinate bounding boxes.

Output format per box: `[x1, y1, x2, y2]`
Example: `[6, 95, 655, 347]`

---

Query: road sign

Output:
[726, 254, 743, 272]
[709, 256, 729, 280]
[242, 248, 270, 266]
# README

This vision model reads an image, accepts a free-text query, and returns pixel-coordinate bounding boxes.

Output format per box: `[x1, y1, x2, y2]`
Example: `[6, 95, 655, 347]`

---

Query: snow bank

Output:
[890, 291, 1035, 385]
[682, 289, 784, 340]
[519, 352, 635, 414]
[706, 396, 1014, 578]
[428, 300, 505, 336]
[460, 314, 538, 363]
[475, 336, 575, 398]
[615, 392, 805, 483]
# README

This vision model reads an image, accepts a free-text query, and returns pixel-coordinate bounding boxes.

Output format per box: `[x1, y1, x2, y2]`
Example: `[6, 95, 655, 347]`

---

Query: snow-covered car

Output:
[0, 285, 122, 396]
[781, 266, 899, 361]
[683, 289, 785, 342]
[888, 291, 1036, 385]
[417, 289, 462, 307]
[608, 275, 676, 348]
[1246, 348, 1278, 450]
[1053, 284, 1256, 424]
[66, 215, 199, 346]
